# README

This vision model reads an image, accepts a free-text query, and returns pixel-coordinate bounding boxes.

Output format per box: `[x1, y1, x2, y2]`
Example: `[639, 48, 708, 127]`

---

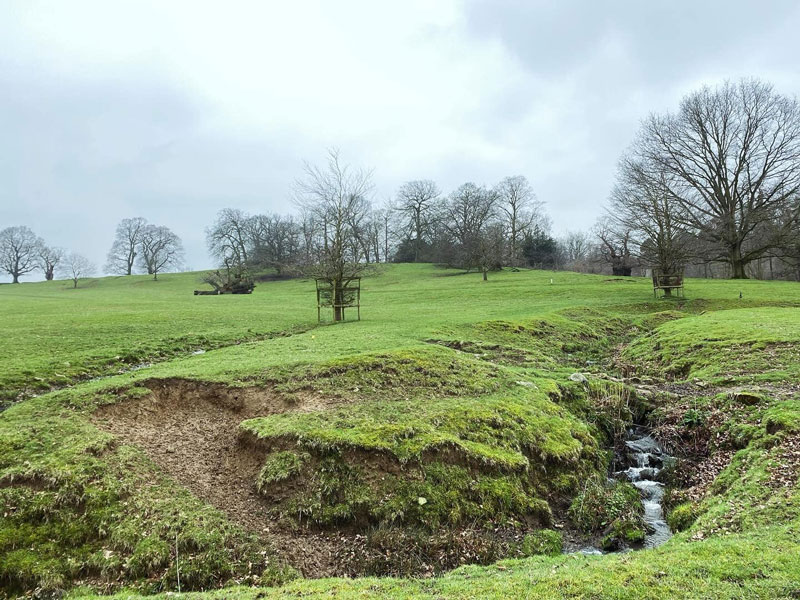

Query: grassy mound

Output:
[242, 348, 603, 530]
[623, 307, 800, 382]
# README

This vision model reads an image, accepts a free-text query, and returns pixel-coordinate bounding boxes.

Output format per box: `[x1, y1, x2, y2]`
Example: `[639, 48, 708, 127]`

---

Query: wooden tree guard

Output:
[652, 270, 684, 298]
[316, 278, 361, 322]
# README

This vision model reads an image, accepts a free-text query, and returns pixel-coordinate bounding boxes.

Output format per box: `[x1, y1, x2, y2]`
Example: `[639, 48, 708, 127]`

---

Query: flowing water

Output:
[617, 428, 673, 548]
[576, 427, 673, 555]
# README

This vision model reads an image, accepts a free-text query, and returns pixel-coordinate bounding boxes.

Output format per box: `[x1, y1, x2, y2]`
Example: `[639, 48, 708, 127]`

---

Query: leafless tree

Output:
[106, 217, 147, 275]
[494, 175, 543, 267]
[441, 183, 498, 273]
[248, 213, 302, 274]
[394, 180, 440, 262]
[138, 224, 183, 280]
[476, 222, 506, 280]
[60, 253, 95, 288]
[206, 208, 251, 268]
[640, 79, 800, 278]
[594, 216, 634, 276]
[294, 148, 374, 320]
[609, 156, 690, 277]
[0, 226, 42, 283]
[37, 245, 64, 281]
[561, 231, 592, 264]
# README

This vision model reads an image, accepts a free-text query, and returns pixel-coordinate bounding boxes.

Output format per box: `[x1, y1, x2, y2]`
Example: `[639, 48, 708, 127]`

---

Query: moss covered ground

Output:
[1, 265, 799, 598]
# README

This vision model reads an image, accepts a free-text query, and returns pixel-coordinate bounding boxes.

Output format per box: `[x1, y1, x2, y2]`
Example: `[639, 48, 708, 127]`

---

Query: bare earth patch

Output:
[92, 378, 357, 577]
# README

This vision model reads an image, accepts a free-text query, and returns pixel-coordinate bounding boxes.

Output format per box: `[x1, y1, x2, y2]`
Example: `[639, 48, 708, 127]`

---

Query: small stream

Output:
[576, 427, 673, 555]
[616, 427, 673, 548]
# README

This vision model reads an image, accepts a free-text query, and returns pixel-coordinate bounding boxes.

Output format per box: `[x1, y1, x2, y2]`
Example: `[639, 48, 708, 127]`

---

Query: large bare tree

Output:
[0, 226, 42, 283]
[106, 217, 147, 275]
[138, 224, 183, 280]
[248, 213, 302, 274]
[294, 148, 374, 321]
[206, 208, 252, 268]
[394, 180, 440, 262]
[494, 175, 543, 267]
[640, 79, 800, 278]
[609, 156, 690, 277]
[441, 183, 498, 273]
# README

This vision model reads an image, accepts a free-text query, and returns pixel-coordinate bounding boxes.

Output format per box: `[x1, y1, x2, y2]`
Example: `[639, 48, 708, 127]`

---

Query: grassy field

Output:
[1, 265, 799, 598]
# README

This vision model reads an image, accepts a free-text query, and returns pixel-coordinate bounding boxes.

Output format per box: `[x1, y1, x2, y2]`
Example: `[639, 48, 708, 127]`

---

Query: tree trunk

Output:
[483, 268, 488, 281]
[73, 279, 78, 289]
[729, 245, 748, 279]
[333, 283, 343, 321]
[45, 267, 54, 281]
[12, 273, 19, 283]
[153, 272, 158, 281]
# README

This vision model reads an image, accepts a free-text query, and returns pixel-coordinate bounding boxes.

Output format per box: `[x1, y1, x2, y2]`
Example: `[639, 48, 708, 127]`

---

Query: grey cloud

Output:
[2, 1, 800, 281]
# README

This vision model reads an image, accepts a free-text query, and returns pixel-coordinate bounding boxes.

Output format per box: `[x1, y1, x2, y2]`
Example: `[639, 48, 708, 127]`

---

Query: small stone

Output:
[569, 372, 589, 384]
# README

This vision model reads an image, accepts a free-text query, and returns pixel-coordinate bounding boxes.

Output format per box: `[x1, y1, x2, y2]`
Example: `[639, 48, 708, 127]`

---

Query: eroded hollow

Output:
[92, 378, 354, 577]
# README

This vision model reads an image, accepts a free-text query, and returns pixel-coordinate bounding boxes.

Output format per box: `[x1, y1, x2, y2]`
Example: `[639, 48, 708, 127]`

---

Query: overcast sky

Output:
[3, 0, 800, 280]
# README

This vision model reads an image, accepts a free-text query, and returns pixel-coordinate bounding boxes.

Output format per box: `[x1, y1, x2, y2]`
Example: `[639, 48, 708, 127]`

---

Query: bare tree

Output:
[294, 148, 374, 321]
[0, 226, 42, 283]
[594, 216, 635, 276]
[38, 245, 64, 281]
[476, 222, 506, 280]
[441, 183, 498, 272]
[609, 156, 690, 278]
[206, 208, 251, 269]
[561, 231, 592, 264]
[641, 79, 800, 278]
[394, 180, 440, 262]
[61, 253, 95, 288]
[138, 224, 184, 280]
[495, 175, 543, 267]
[106, 217, 147, 275]
[248, 213, 302, 274]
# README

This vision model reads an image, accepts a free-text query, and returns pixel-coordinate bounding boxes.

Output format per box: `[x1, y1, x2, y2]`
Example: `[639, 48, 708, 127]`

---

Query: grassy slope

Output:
[3, 266, 798, 398]
[0, 273, 314, 405]
[1, 265, 799, 598]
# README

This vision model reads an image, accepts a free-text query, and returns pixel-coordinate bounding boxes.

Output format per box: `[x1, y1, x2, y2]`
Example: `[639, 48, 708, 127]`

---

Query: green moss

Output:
[668, 502, 699, 532]
[519, 529, 563, 556]
[569, 476, 645, 548]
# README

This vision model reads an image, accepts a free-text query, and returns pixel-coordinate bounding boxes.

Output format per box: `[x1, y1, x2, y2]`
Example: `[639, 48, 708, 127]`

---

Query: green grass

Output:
[1, 265, 800, 597]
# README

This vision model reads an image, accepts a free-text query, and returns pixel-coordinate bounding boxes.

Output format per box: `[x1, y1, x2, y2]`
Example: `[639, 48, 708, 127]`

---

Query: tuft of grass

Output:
[518, 529, 563, 556]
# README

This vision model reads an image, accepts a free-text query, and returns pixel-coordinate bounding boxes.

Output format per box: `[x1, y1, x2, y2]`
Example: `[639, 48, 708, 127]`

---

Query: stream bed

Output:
[617, 428, 674, 548]
[577, 427, 674, 555]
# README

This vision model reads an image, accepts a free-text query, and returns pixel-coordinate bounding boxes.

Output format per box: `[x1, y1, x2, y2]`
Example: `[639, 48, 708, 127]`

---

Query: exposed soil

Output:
[92, 378, 358, 577]
[91, 378, 595, 578]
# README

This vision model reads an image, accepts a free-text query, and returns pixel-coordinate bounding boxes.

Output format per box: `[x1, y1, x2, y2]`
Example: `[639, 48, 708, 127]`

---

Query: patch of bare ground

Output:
[92, 378, 361, 577]
[768, 431, 800, 490]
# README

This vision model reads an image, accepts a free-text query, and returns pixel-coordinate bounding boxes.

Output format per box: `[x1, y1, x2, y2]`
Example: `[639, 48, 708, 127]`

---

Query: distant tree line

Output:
[0, 225, 95, 287]
[9, 78, 800, 285]
[205, 152, 557, 284]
